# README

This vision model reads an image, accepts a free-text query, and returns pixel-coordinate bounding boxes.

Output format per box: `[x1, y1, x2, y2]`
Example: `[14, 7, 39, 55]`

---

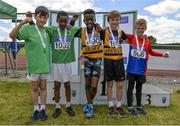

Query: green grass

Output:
[0, 48, 25, 56]
[17, 48, 25, 56]
[0, 81, 180, 125]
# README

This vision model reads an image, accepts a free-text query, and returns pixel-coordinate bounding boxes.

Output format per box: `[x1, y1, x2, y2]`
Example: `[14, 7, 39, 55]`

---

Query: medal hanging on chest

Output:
[57, 26, 69, 50]
[85, 27, 94, 47]
[35, 25, 47, 53]
[137, 50, 141, 59]
[108, 25, 121, 49]
[135, 35, 145, 59]
[57, 26, 67, 44]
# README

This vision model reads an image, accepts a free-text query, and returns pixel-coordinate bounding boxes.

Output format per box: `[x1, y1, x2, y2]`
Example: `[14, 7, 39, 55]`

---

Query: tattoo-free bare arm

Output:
[9, 17, 32, 40]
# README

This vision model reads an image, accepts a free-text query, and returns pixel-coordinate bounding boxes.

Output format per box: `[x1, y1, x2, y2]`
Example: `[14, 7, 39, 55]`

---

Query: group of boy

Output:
[9, 6, 169, 121]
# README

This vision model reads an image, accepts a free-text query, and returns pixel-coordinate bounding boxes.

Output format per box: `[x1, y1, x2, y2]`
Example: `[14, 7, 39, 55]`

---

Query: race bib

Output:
[109, 36, 119, 48]
[131, 49, 146, 59]
[54, 37, 70, 50]
[109, 40, 119, 48]
[86, 34, 101, 47]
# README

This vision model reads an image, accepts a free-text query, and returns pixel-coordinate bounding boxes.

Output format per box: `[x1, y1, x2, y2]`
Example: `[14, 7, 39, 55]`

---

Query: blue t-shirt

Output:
[9, 41, 20, 53]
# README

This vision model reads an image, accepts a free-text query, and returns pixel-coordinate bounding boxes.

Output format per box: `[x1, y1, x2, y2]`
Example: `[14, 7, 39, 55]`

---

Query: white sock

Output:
[55, 102, 61, 109]
[40, 105, 46, 110]
[116, 101, 122, 108]
[66, 102, 71, 108]
[34, 105, 39, 111]
[108, 101, 114, 107]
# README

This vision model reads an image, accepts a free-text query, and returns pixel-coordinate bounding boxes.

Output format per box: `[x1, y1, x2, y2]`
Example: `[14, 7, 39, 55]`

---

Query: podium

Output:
[46, 73, 171, 106]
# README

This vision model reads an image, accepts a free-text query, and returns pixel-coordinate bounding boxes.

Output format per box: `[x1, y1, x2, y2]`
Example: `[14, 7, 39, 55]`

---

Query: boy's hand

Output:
[163, 51, 170, 58]
[22, 17, 33, 24]
[66, 24, 71, 29]
[78, 55, 84, 61]
[72, 15, 78, 22]
[94, 23, 102, 32]
[26, 11, 35, 25]
[143, 34, 147, 39]
[26, 11, 33, 18]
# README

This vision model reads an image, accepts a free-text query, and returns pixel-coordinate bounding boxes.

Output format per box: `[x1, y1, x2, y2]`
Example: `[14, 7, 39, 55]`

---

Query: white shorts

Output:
[50, 63, 72, 83]
[26, 73, 48, 81]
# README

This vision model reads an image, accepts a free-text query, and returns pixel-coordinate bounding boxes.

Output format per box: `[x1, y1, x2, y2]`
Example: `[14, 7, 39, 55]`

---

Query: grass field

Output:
[0, 48, 25, 56]
[0, 81, 180, 125]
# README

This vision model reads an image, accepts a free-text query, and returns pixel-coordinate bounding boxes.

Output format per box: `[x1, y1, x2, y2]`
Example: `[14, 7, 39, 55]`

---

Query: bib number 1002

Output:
[54, 42, 70, 50]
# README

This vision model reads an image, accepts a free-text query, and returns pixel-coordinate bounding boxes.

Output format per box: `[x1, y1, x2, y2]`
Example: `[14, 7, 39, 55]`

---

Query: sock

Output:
[89, 103, 93, 109]
[116, 101, 122, 108]
[108, 101, 114, 108]
[136, 106, 143, 109]
[128, 106, 134, 110]
[87, 100, 93, 104]
[40, 105, 46, 110]
[55, 102, 61, 109]
[66, 102, 71, 108]
[34, 105, 39, 111]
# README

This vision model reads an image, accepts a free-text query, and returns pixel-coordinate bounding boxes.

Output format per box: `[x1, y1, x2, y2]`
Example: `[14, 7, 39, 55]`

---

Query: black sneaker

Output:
[108, 106, 115, 116]
[128, 108, 140, 117]
[52, 108, 62, 118]
[32, 110, 39, 121]
[116, 107, 126, 117]
[137, 107, 148, 116]
[66, 106, 75, 116]
[40, 109, 47, 121]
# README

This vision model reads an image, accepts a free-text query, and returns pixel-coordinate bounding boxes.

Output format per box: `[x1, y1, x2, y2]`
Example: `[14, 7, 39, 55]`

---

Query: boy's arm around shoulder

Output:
[44, 25, 55, 37]
[74, 27, 81, 38]
[120, 30, 130, 44]
[44, 26, 55, 44]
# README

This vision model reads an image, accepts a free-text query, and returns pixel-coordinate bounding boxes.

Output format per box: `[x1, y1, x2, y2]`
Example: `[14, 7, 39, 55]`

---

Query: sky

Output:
[0, 0, 180, 44]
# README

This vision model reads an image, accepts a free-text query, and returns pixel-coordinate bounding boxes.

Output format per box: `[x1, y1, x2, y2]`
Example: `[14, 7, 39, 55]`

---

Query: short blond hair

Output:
[107, 10, 121, 22]
[135, 18, 147, 29]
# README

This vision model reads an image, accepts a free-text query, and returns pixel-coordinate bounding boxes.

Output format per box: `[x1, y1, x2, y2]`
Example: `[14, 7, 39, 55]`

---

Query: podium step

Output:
[46, 76, 171, 107]
[133, 84, 170, 106]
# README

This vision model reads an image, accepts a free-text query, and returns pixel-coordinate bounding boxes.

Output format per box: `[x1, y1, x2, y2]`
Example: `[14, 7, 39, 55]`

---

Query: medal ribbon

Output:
[85, 27, 94, 47]
[35, 25, 46, 49]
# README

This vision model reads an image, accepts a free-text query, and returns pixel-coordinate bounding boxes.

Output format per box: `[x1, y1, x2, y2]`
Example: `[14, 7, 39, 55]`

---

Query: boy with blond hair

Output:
[102, 10, 127, 117]
[126, 18, 169, 117]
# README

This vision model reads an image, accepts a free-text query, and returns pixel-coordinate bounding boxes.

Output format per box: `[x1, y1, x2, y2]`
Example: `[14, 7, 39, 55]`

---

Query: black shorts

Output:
[127, 72, 146, 84]
[104, 58, 125, 81]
